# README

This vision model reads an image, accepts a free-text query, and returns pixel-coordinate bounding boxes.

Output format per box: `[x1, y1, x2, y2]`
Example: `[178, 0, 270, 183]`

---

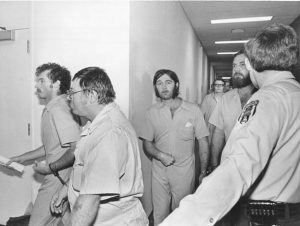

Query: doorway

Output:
[0, 29, 33, 225]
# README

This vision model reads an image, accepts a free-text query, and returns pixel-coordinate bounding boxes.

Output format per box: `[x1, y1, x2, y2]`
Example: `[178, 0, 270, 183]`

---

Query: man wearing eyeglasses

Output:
[7, 63, 81, 226]
[50, 67, 148, 226]
[200, 79, 225, 146]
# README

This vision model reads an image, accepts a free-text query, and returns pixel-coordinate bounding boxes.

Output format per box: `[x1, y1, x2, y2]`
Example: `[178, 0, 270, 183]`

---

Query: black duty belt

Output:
[247, 200, 300, 225]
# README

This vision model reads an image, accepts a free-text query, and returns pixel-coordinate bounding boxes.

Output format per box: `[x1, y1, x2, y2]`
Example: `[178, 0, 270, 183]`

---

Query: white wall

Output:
[0, 2, 34, 224]
[129, 1, 210, 215]
[0, 1, 211, 222]
[30, 0, 130, 214]
[31, 1, 130, 122]
[0, 1, 130, 224]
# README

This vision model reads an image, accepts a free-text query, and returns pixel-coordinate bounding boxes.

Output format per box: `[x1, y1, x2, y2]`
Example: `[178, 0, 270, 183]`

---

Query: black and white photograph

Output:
[1, 1, 300, 226]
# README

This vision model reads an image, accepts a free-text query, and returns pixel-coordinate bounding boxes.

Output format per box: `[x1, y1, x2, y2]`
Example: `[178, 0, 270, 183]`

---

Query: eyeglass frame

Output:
[213, 84, 225, 87]
[66, 89, 91, 100]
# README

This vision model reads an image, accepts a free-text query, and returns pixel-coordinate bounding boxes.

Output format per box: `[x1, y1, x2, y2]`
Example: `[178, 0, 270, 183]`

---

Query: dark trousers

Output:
[215, 202, 300, 226]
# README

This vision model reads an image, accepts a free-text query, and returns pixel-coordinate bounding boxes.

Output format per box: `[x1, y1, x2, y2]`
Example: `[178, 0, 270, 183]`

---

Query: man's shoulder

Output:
[48, 100, 72, 116]
[146, 102, 163, 112]
[205, 93, 214, 99]
[182, 100, 199, 110]
[220, 89, 238, 101]
[223, 88, 237, 97]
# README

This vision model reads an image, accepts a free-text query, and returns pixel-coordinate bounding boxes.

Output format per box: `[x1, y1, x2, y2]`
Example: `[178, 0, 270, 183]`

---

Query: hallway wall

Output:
[291, 15, 300, 82]
[0, 3, 33, 224]
[129, 1, 211, 215]
[0, 1, 130, 224]
[0, 1, 211, 222]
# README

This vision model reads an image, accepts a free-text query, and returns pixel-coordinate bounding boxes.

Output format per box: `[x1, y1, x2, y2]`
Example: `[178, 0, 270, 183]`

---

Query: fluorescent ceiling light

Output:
[211, 16, 272, 24]
[217, 52, 237, 55]
[222, 77, 231, 79]
[215, 40, 249, 44]
[232, 28, 244, 33]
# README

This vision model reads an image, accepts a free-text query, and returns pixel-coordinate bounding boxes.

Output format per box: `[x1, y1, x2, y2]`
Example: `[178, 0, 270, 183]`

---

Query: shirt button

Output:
[209, 218, 214, 223]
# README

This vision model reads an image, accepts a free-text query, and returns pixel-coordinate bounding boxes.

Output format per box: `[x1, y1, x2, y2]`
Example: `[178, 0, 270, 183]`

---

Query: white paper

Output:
[0, 155, 24, 173]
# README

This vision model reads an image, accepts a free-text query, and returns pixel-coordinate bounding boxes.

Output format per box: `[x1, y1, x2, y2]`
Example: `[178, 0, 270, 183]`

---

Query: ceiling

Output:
[180, 1, 300, 78]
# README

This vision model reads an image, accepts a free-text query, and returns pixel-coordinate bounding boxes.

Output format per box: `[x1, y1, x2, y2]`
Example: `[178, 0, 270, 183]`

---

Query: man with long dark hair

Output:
[140, 69, 209, 225]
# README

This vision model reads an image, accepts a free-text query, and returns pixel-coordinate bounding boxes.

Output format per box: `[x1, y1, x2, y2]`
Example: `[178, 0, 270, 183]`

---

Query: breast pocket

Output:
[178, 126, 194, 141]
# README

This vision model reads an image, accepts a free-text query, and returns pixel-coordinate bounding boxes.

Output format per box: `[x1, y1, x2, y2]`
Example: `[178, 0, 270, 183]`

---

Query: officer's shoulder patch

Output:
[238, 100, 259, 124]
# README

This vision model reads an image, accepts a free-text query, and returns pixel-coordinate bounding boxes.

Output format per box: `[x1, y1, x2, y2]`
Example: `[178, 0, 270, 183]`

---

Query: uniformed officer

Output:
[159, 23, 300, 226]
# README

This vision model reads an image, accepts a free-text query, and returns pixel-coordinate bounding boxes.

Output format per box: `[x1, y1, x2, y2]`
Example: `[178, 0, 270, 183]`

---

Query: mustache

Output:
[233, 72, 244, 77]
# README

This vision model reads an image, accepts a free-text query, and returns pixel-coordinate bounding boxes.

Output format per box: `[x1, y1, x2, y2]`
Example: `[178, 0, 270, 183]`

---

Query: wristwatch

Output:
[49, 163, 66, 185]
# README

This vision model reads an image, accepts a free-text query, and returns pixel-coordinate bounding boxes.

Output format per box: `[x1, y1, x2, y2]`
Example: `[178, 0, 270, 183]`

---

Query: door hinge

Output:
[27, 40, 30, 53]
[27, 123, 31, 136]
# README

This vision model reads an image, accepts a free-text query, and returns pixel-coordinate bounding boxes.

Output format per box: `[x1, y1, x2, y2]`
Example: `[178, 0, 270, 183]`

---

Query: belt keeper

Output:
[49, 163, 66, 185]
[285, 203, 290, 219]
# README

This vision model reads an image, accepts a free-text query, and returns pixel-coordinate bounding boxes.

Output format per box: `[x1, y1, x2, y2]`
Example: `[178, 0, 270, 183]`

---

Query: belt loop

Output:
[285, 203, 290, 219]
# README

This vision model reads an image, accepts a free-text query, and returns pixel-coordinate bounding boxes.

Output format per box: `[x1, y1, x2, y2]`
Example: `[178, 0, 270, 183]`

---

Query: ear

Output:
[87, 90, 98, 104]
[175, 82, 179, 88]
[245, 57, 259, 89]
[245, 57, 253, 71]
[52, 80, 60, 91]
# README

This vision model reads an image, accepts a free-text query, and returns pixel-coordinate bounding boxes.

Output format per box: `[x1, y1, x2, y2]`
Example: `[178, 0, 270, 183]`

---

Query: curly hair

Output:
[35, 63, 71, 94]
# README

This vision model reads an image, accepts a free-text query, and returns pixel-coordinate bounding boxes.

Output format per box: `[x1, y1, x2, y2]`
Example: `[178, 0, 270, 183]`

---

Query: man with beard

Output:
[209, 49, 256, 170]
[8, 63, 81, 226]
[140, 69, 209, 225]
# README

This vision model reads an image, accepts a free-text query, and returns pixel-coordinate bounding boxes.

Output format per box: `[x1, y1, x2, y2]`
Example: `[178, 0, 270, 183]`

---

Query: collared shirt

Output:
[200, 93, 223, 144]
[209, 89, 242, 141]
[200, 93, 222, 124]
[41, 94, 80, 163]
[140, 99, 209, 165]
[68, 103, 147, 225]
[159, 71, 300, 226]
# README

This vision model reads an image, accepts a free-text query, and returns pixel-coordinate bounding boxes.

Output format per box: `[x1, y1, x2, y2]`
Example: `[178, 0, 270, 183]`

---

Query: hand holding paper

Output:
[0, 155, 25, 173]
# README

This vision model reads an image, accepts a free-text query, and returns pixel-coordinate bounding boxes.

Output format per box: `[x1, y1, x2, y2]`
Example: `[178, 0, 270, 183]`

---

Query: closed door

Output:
[0, 29, 33, 224]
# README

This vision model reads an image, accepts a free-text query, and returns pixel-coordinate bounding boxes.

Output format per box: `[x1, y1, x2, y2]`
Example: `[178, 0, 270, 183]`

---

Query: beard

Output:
[159, 90, 173, 100]
[232, 73, 252, 88]
[158, 88, 176, 100]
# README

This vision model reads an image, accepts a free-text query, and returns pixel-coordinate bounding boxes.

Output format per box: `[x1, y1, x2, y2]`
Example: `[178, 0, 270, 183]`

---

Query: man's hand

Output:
[50, 185, 68, 215]
[33, 161, 51, 175]
[158, 152, 175, 167]
[6, 156, 26, 167]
